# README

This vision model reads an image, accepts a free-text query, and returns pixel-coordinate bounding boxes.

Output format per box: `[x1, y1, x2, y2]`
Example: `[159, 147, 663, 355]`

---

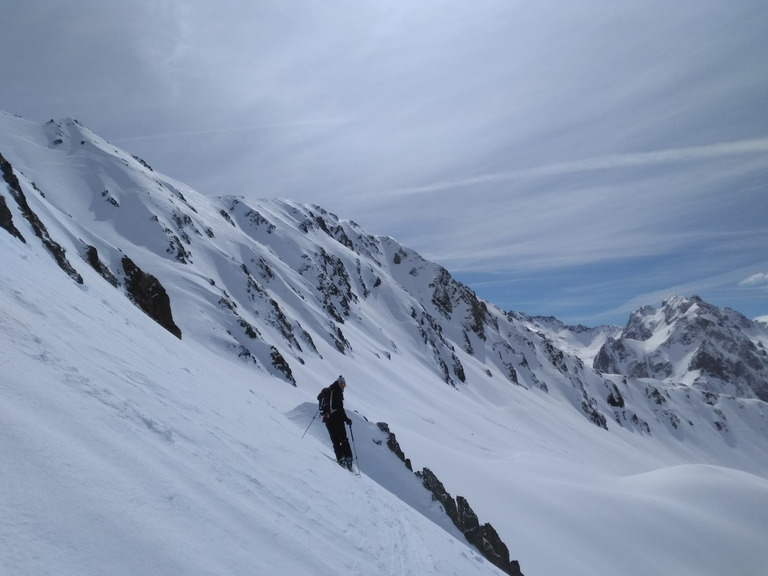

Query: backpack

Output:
[317, 387, 331, 421]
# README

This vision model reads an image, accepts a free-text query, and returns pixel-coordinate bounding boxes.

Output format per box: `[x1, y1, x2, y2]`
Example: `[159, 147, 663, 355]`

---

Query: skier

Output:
[318, 375, 353, 470]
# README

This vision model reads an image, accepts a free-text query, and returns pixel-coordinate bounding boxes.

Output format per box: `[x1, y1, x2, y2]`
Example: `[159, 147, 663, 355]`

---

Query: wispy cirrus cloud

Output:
[385, 139, 768, 196]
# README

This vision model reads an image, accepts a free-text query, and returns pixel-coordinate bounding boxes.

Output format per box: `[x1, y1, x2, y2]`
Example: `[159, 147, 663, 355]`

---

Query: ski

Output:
[323, 453, 358, 475]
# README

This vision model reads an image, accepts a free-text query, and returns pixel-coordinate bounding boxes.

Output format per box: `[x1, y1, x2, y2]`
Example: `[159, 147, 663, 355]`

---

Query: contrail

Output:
[389, 138, 768, 196]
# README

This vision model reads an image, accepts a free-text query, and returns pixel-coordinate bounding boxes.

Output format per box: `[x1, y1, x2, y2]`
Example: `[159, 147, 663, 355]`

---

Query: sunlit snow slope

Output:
[2, 112, 767, 576]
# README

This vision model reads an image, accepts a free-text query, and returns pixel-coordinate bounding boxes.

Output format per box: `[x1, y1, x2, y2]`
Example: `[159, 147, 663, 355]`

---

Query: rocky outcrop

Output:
[84, 245, 119, 287]
[376, 422, 412, 471]
[377, 420, 523, 576]
[1, 152, 82, 283]
[0, 193, 25, 242]
[417, 467, 523, 576]
[121, 256, 181, 339]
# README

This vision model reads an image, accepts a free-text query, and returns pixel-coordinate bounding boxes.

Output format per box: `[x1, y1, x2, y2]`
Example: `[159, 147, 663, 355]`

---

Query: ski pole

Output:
[347, 422, 360, 475]
[301, 409, 319, 439]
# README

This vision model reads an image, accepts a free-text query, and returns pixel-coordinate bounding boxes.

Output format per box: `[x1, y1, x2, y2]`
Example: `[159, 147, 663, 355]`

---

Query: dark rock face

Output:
[1, 152, 82, 283]
[0, 193, 25, 242]
[376, 422, 412, 471]
[606, 382, 625, 408]
[269, 345, 295, 386]
[121, 256, 181, 339]
[418, 467, 458, 521]
[457, 496, 518, 576]
[84, 245, 119, 287]
[375, 422, 523, 575]
[417, 467, 523, 576]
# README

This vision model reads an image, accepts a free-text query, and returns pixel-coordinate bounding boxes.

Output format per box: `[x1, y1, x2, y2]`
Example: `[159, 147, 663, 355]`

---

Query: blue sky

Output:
[2, 1, 767, 325]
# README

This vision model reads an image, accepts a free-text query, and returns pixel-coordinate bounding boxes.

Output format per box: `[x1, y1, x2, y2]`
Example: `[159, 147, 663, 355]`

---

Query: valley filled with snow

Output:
[2, 113, 767, 576]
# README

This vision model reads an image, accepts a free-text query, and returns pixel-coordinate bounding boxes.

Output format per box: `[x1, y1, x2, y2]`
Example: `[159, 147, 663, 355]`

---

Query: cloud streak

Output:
[386, 139, 768, 196]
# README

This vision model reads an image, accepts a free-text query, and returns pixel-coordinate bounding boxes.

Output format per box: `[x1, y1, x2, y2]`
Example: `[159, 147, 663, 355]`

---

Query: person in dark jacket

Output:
[321, 375, 353, 469]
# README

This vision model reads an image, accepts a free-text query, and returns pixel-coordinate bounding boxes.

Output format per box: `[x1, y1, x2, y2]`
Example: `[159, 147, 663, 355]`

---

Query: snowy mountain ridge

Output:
[2, 112, 768, 576]
[594, 294, 768, 401]
[509, 311, 623, 365]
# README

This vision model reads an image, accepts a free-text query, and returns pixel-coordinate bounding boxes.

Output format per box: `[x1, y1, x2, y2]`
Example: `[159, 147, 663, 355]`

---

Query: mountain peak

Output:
[595, 294, 768, 400]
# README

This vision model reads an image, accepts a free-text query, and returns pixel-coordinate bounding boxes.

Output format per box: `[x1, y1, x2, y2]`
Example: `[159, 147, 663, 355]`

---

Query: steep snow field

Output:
[4, 208, 768, 576]
[2, 112, 767, 575]
[1, 240, 502, 576]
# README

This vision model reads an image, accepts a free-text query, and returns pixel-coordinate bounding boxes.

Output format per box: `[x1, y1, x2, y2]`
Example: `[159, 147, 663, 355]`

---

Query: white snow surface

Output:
[2, 112, 768, 576]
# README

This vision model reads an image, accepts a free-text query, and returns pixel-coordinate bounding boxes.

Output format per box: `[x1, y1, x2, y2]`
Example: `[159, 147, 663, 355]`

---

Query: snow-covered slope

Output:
[2, 113, 768, 576]
[1, 236, 507, 576]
